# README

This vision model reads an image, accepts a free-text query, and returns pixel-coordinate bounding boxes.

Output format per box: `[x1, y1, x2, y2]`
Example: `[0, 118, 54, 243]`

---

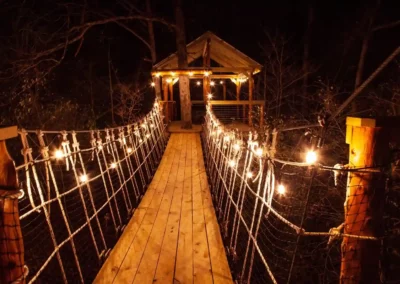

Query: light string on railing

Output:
[13, 100, 167, 283]
[202, 102, 382, 283]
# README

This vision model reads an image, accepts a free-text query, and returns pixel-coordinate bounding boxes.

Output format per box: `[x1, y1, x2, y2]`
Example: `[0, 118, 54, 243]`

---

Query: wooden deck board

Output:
[94, 133, 232, 284]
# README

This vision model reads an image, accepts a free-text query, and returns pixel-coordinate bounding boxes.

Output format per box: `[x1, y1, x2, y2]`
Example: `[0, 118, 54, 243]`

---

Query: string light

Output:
[255, 148, 263, 157]
[233, 143, 241, 151]
[208, 93, 213, 100]
[305, 150, 318, 164]
[127, 147, 133, 153]
[19, 189, 25, 199]
[139, 139, 143, 142]
[228, 160, 236, 168]
[79, 174, 88, 183]
[246, 171, 253, 179]
[217, 128, 223, 135]
[150, 82, 155, 87]
[141, 123, 147, 129]
[146, 134, 150, 138]
[210, 81, 215, 86]
[220, 80, 223, 84]
[54, 149, 65, 159]
[155, 73, 160, 77]
[166, 78, 172, 83]
[170, 72, 176, 76]
[196, 81, 201, 86]
[150, 124, 155, 128]
[277, 184, 286, 195]
[110, 162, 117, 169]
[97, 145, 103, 150]
[188, 72, 193, 76]
[224, 135, 230, 142]
[204, 71, 210, 77]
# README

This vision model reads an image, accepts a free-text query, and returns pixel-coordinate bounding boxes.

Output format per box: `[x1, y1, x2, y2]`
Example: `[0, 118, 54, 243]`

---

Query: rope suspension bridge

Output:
[1, 99, 397, 284]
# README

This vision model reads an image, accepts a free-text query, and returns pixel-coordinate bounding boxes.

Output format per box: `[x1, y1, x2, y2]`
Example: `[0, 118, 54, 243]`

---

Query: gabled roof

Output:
[153, 31, 262, 73]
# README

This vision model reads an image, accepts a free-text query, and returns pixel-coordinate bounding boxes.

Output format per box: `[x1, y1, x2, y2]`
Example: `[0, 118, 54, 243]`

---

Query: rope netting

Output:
[202, 105, 397, 283]
[1, 102, 167, 283]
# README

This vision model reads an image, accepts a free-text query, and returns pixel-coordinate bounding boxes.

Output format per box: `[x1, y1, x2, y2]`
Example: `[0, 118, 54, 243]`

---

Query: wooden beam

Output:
[248, 74, 254, 126]
[208, 100, 265, 105]
[152, 67, 259, 75]
[152, 69, 212, 77]
[162, 78, 169, 122]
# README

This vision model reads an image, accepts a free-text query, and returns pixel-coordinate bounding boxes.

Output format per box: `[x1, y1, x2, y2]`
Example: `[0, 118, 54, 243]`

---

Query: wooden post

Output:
[162, 78, 169, 123]
[341, 117, 400, 283]
[260, 104, 264, 128]
[203, 76, 211, 104]
[223, 82, 227, 100]
[169, 82, 174, 120]
[236, 81, 242, 120]
[0, 126, 25, 284]
[154, 76, 162, 101]
[248, 74, 254, 126]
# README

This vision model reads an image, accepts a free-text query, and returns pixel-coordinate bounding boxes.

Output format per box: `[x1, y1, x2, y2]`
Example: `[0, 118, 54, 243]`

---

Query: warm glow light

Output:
[207, 93, 213, 100]
[54, 149, 65, 159]
[210, 81, 215, 86]
[155, 73, 160, 77]
[110, 162, 117, 169]
[228, 160, 236, 168]
[217, 128, 222, 135]
[79, 174, 88, 183]
[196, 81, 201, 86]
[170, 72, 176, 76]
[127, 147, 133, 153]
[246, 171, 253, 179]
[150, 124, 155, 128]
[166, 78, 172, 83]
[224, 136, 230, 142]
[150, 82, 155, 87]
[141, 123, 147, 129]
[233, 144, 240, 151]
[19, 189, 25, 200]
[204, 71, 210, 77]
[211, 131, 216, 136]
[122, 138, 126, 145]
[305, 150, 318, 164]
[139, 139, 143, 142]
[220, 80, 223, 84]
[146, 134, 150, 138]
[98, 145, 103, 150]
[277, 184, 286, 195]
[255, 148, 263, 157]
[188, 72, 194, 76]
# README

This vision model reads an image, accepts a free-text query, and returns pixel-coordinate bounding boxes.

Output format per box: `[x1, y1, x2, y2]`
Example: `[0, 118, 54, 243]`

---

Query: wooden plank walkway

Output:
[94, 133, 233, 284]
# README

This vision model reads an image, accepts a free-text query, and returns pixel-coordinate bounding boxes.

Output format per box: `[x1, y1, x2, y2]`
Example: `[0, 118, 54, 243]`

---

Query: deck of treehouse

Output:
[94, 133, 232, 284]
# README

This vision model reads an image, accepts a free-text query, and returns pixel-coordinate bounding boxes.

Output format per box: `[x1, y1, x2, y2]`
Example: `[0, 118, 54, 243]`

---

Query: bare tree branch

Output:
[373, 20, 400, 32]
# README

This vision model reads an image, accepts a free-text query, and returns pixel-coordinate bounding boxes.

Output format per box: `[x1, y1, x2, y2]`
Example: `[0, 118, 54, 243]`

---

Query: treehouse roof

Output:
[153, 31, 262, 74]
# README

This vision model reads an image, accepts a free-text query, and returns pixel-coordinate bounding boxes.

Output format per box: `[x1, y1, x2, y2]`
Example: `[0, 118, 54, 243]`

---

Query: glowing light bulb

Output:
[246, 171, 253, 179]
[141, 123, 147, 129]
[305, 150, 317, 164]
[224, 136, 230, 142]
[210, 81, 215, 86]
[277, 184, 286, 195]
[79, 174, 88, 183]
[217, 128, 222, 135]
[110, 162, 117, 169]
[208, 93, 213, 100]
[188, 72, 194, 76]
[146, 134, 150, 138]
[18, 189, 25, 200]
[54, 149, 65, 159]
[150, 124, 155, 128]
[155, 73, 160, 77]
[166, 78, 172, 83]
[228, 160, 236, 168]
[150, 82, 155, 87]
[211, 131, 216, 136]
[98, 145, 103, 150]
[122, 137, 126, 145]
[127, 147, 133, 153]
[196, 81, 201, 86]
[255, 148, 263, 157]
[233, 144, 240, 151]
[220, 80, 223, 84]
[204, 71, 210, 77]
[139, 139, 143, 142]
[170, 72, 176, 76]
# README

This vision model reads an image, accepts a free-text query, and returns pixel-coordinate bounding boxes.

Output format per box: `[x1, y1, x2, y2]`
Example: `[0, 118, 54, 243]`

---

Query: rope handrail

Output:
[2, 101, 168, 283]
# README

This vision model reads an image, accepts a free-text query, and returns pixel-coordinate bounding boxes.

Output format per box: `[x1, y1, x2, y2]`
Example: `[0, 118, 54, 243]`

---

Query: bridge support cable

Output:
[9, 102, 167, 283]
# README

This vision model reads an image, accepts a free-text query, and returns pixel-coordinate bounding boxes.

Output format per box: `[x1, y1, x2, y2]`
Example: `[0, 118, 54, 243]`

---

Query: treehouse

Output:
[151, 31, 264, 128]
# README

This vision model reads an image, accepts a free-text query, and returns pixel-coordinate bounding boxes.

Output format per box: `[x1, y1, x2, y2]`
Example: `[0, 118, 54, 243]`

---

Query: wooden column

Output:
[203, 76, 211, 104]
[0, 126, 25, 284]
[236, 81, 242, 120]
[169, 81, 174, 120]
[341, 117, 400, 283]
[223, 82, 227, 100]
[162, 78, 169, 123]
[248, 74, 254, 126]
[154, 76, 162, 100]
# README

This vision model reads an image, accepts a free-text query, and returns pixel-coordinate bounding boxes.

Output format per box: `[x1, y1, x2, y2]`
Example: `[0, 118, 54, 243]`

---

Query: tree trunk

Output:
[174, 0, 192, 128]
[302, 3, 313, 113]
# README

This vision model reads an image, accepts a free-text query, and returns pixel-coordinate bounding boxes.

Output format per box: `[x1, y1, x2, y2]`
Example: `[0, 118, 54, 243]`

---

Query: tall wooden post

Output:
[341, 117, 400, 283]
[162, 78, 169, 123]
[154, 76, 162, 100]
[236, 81, 242, 120]
[248, 74, 254, 126]
[169, 81, 174, 120]
[0, 126, 25, 284]
[203, 76, 211, 103]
